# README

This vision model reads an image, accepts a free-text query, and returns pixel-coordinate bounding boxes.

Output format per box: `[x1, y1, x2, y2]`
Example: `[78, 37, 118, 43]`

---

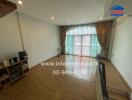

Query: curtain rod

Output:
[60, 19, 114, 27]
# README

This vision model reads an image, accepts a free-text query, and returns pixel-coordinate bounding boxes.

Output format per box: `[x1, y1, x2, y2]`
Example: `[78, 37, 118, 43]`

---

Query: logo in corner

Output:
[111, 5, 125, 16]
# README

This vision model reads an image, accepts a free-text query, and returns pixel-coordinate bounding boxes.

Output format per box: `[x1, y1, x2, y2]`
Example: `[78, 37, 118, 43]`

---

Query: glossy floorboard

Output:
[0, 55, 130, 100]
[104, 61, 131, 93]
[0, 55, 97, 100]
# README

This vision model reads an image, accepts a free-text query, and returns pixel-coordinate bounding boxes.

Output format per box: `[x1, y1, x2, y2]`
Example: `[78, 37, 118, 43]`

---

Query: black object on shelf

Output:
[18, 51, 29, 73]
[19, 51, 28, 60]
[0, 69, 7, 76]
[13, 57, 18, 63]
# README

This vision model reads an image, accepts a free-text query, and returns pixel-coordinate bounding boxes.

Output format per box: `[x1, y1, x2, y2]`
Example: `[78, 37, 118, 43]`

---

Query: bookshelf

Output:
[0, 59, 29, 88]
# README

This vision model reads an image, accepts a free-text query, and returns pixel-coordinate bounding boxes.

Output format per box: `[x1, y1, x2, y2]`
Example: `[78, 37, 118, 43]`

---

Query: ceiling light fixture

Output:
[51, 16, 55, 20]
[18, 0, 23, 5]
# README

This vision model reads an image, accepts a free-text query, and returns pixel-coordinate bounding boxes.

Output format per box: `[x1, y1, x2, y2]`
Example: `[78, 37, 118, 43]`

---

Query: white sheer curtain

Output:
[65, 25, 101, 57]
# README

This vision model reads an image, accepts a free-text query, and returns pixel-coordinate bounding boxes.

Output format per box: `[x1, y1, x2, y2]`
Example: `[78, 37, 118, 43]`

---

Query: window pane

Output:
[74, 36, 81, 45]
[90, 46, 101, 57]
[65, 35, 73, 54]
[74, 45, 81, 55]
[82, 46, 90, 56]
[77, 26, 83, 35]
[82, 35, 91, 46]
[91, 35, 100, 46]
[90, 47, 97, 57]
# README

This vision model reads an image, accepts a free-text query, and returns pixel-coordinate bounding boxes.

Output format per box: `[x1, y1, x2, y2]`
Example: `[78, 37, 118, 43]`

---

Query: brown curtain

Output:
[59, 26, 67, 54]
[96, 21, 113, 59]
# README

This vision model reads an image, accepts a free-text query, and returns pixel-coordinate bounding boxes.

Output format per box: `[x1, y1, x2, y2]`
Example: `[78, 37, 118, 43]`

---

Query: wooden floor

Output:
[104, 61, 131, 94]
[0, 55, 97, 100]
[0, 55, 130, 100]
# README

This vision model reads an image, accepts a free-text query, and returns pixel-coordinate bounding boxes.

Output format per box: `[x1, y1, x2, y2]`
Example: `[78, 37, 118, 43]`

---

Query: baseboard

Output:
[110, 60, 132, 95]
[29, 54, 60, 71]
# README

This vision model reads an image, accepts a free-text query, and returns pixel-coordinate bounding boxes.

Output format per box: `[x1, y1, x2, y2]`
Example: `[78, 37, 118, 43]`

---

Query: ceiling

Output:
[10, 0, 107, 25]
[8, 0, 132, 25]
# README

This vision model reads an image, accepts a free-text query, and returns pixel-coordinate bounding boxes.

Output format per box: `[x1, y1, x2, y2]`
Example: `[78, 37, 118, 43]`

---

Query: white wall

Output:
[19, 14, 60, 67]
[111, 16, 132, 89]
[0, 13, 23, 58]
[0, 13, 60, 68]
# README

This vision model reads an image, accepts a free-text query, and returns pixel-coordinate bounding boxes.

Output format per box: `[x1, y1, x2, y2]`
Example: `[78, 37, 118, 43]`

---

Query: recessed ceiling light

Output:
[18, 0, 23, 5]
[51, 16, 55, 20]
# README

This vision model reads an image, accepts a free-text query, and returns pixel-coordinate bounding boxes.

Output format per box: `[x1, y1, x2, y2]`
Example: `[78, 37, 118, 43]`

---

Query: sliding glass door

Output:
[65, 25, 101, 57]
[74, 35, 81, 55]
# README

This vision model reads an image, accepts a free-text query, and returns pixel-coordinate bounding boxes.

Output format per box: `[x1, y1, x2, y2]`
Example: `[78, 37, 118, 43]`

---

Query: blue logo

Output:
[111, 5, 125, 16]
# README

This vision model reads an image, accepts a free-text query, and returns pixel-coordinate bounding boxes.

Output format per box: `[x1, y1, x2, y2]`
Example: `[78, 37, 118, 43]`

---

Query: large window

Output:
[65, 25, 101, 57]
